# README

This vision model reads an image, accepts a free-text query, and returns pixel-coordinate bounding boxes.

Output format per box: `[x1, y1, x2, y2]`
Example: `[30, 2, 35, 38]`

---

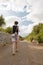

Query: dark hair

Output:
[14, 21, 18, 25]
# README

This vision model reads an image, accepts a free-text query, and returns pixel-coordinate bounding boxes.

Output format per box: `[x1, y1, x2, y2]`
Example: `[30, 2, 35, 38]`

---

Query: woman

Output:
[12, 21, 19, 55]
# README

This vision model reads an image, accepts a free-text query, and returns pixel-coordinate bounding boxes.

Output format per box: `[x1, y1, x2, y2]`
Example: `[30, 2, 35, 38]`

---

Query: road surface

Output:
[0, 41, 43, 65]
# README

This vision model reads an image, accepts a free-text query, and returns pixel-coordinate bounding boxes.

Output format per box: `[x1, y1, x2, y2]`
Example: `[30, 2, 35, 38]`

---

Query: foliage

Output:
[25, 23, 43, 43]
[0, 27, 5, 32]
[5, 27, 12, 34]
[0, 15, 5, 27]
[0, 27, 12, 34]
[19, 36, 24, 40]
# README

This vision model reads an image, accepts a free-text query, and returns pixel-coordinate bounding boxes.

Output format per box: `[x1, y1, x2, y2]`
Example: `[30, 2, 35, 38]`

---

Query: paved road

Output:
[0, 41, 43, 65]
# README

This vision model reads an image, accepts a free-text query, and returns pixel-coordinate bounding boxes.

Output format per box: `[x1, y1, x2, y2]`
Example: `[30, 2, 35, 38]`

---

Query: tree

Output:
[25, 23, 43, 43]
[0, 15, 5, 27]
[33, 25, 40, 34]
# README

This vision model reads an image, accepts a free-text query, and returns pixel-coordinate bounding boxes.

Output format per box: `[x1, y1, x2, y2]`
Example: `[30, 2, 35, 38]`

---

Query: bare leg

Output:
[16, 42, 17, 49]
[15, 42, 18, 51]
[15, 36, 19, 52]
[12, 42, 16, 55]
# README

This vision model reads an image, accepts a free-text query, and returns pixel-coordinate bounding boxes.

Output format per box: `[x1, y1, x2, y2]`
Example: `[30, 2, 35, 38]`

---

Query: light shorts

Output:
[11, 33, 19, 42]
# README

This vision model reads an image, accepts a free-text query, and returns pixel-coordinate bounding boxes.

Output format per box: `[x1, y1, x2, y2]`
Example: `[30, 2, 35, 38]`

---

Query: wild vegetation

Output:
[25, 23, 43, 43]
[0, 15, 12, 34]
[0, 15, 43, 42]
[0, 15, 5, 27]
[0, 15, 23, 40]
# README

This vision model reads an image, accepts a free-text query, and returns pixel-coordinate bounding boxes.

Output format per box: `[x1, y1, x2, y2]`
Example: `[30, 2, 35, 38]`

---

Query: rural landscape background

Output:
[0, 0, 43, 65]
[0, 15, 43, 44]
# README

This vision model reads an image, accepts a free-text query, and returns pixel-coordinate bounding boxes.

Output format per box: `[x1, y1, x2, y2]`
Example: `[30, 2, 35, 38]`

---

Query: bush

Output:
[19, 36, 24, 41]
[0, 27, 5, 32]
[25, 23, 43, 43]
[5, 27, 12, 34]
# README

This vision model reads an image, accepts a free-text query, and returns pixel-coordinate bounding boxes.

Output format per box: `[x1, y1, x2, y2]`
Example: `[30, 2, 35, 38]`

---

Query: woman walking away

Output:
[12, 21, 19, 55]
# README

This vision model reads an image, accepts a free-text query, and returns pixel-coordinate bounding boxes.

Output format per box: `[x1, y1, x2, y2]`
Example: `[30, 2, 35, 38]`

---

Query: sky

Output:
[0, 0, 43, 37]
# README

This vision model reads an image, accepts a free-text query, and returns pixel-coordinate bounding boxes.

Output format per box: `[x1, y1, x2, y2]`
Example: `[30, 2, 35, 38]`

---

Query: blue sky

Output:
[0, 0, 43, 37]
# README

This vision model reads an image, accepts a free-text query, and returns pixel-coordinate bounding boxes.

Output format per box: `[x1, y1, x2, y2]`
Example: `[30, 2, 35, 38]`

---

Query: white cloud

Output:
[19, 24, 33, 37]
[0, 0, 27, 11]
[5, 16, 21, 27]
[27, 0, 43, 23]
[11, 0, 27, 11]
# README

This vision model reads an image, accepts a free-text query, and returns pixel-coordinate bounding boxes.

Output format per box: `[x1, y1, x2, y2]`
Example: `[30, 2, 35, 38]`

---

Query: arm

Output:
[18, 26, 20, 32]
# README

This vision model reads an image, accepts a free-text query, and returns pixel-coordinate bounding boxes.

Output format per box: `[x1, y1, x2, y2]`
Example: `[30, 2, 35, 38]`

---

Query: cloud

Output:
[0, 0, 43, 37]
[19, 24, 33, 37]
[5, 16, 20, 27]
[0, 9, 30, 20]
[0, 0, 26, 11]
[20, 20, 33, 26]
[27, 0, 43, 23]
[0, 1, 10, 10]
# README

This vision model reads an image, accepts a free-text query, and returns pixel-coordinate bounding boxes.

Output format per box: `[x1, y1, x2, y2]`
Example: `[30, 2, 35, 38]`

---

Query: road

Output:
[0, 41, 43, 65]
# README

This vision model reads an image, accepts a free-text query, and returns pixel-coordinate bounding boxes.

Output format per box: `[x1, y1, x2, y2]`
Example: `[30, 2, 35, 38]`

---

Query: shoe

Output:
[16, 49, 18, 52]
[12, 53, 15, 55]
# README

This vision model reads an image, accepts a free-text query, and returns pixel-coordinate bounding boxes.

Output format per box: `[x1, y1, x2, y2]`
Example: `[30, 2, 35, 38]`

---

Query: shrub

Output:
[5, 27, 12, 34]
